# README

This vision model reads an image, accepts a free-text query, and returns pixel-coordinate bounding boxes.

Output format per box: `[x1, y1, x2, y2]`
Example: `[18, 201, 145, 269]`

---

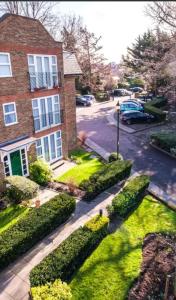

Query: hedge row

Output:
[80, 160, 132, 201]
[144, 97, 167, 121]
[0, 193, 76, 271]
[107, 175, 150, 218]
[30, 215, 109, 287]
[150, 132, 176, 153]
[31, 279, 72, 300]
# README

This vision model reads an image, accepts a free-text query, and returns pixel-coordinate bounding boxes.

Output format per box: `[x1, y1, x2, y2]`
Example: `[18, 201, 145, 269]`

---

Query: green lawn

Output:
[56, 148, 104, 186]
[70, 196, 176, 300]
[0, 205, 29, 234]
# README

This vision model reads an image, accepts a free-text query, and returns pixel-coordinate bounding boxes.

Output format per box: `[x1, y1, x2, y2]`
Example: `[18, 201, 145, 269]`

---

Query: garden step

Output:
[50, 159, 65, 170]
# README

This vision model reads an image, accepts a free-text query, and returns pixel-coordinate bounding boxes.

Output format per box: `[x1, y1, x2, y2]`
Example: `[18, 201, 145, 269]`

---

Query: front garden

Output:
[150, 131, 176, 158]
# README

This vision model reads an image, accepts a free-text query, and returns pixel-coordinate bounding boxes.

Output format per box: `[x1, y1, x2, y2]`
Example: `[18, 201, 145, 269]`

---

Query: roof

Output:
[63, 51, 82, 76]
[0, 136, 37, 152]
[0, 13, 39, 23]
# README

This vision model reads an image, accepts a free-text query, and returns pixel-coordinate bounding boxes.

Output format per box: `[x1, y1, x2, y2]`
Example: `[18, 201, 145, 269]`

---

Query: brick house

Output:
[0, 13, 82, 187]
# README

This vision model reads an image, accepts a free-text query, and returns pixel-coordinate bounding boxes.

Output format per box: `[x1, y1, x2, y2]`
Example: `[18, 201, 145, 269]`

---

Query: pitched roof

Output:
[0, 13, 39, 23]
[63, 51, 82, 76]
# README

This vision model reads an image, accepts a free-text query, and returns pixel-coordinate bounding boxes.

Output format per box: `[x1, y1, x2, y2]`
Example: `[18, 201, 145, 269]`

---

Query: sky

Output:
[57, 1, 154, 63]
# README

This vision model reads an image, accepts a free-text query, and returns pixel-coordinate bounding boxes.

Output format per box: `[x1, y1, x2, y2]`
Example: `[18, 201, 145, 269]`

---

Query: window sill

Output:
[34, 123, 62, 133]
[4, 122, 19, 127]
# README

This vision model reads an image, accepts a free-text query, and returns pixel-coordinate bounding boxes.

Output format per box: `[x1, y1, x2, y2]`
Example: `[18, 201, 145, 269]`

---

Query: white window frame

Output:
[28, 54, 58, 91]
[3, 102, 18, 126]
[36, 130, 62, 163]
[0, 52, 12, 78]
[32, 94, 61, 132]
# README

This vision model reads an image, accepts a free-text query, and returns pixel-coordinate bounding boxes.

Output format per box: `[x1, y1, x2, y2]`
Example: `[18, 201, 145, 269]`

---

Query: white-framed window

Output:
[28, 54, 58, 91]
[0, 53, 12, 77]
[3, 102, 18, 126]
[36, 130, 62, 163]
[32, 94, 61, 132]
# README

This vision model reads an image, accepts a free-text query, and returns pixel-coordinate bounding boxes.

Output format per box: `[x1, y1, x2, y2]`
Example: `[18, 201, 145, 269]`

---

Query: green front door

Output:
[10, 150, 23, 176]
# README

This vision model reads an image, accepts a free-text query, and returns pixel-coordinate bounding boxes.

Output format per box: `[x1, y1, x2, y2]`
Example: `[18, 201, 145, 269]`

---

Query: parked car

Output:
[123, 98, 145, 106]
[114, 89, 131, 96]
[121, 111, 155, 125]
[83, 94, 96, 102]
[76, 96, 92, 106]
[130, 87, 143, 93]
[120, 101, 144, 113]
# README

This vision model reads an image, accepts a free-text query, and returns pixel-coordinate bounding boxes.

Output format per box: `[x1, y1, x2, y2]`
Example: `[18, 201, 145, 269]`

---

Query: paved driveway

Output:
[76, 99, 176, 197]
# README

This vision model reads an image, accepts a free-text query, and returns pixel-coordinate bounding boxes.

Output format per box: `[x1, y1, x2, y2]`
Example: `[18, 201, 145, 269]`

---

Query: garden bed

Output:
[70, 195, 176, 299]
[128, 233, 176, 300]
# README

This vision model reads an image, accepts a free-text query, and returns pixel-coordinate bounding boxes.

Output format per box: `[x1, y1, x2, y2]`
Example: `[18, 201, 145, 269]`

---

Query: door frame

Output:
[3, 147, 29, 177]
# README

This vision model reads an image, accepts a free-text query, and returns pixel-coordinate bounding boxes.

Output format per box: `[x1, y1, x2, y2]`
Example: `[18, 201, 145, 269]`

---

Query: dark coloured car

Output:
[130, 87, 143, 93]
[121, 111, 155, 125]
[76, 96, 92, 106]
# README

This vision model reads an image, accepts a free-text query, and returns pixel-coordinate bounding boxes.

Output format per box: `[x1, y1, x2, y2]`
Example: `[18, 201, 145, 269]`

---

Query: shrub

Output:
[29, 159, 52, 185]
[4, 176, 39, 203]
[144, 97, 167, 121]
[30, 215, 109, 287]
[150, 132, 176, 153]
[0, 193, 76, 271]
[108, 152, 123, 162]
[107, 175, 150, 218]
[31, 279, 72, 300]
[80, 160, 132, 201]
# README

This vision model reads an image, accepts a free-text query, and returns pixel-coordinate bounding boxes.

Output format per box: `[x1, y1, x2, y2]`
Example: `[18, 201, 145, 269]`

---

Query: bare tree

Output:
[145, 2, 176, 31]
[0, 1, 60, 38]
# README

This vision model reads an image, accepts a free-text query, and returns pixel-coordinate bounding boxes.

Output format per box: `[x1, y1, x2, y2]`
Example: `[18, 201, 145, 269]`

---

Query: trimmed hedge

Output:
[4, 176, 39, 203]
[107, 175, 150, 218]
[30, 215, 109, 287]
[144, 97, 167, 121]
[31, 279, 72, 300]
[150, 132, 176, 153]
[80, 160, 132, 201]
[108, 152, 123, 162]
[0, 193, 76, 271]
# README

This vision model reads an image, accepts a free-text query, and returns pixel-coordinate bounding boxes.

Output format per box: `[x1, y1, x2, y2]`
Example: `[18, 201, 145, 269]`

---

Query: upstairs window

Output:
[3, 102, 17, 126]
[0, 53, 12, 77]
[28, 54, 58, 91]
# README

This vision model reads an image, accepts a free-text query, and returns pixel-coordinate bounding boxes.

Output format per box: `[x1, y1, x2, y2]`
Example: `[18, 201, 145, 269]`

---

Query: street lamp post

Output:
[116, 101, 120, 156]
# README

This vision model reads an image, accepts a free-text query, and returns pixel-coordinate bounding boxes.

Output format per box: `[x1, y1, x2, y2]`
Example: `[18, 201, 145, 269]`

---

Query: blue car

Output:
[120, 101, 144, 113]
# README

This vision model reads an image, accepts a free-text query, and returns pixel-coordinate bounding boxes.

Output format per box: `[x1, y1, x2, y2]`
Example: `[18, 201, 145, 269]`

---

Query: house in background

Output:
[0, 13, 82, 187]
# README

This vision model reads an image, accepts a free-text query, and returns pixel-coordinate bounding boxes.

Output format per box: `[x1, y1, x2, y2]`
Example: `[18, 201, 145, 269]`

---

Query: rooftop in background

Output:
[63, 51, 82, 76]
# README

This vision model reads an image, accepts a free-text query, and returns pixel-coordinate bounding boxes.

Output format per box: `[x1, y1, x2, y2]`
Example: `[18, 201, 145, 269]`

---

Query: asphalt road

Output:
[76, 99, 176, 196]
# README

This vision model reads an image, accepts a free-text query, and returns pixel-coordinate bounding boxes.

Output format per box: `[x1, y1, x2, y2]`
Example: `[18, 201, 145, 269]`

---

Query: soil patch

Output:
[128, 233, 176, 300]
[47, 181, 86, 199]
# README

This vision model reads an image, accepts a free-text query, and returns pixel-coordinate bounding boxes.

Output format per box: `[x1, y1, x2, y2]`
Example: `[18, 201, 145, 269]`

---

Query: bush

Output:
[30, 159, 52, 185]
[108, 152, 123, 162]
[31, 279, 72, 300]
[150, 132, 176, 153]
[0, 193, 76, 271]
[107, 175, 150, 218]
[4, 176, 39, 203]
[80, 160, 132, 201]
[144, 97, 167, 121]
[30, 215, 109, 287]
[95, 92, 110, 102]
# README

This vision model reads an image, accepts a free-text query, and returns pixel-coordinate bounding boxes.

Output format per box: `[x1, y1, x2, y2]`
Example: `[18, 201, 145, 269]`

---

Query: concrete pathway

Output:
[85, 138, 176, 209]
[0, 184, 121, 300]
[53, 160, 76, 178]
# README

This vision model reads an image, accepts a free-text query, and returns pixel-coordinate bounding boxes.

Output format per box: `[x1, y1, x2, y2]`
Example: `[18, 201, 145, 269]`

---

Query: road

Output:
[76, 99, 176, 196]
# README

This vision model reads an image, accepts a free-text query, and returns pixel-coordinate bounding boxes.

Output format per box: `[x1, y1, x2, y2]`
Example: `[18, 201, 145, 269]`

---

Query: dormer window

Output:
[28, 54, 58, 91]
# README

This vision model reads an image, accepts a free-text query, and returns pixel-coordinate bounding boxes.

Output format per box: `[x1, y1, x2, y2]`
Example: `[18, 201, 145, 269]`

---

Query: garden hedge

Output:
[150, 132, 176, 153]
[4, 176, 39, 203]
[107, 175, 150, 218]
[31, 279, 72, 300]
[30, 215, 109, 287]
[0, 193, 76, 271]
[144, 97, 167, 121]
[80, 160, 132, 201]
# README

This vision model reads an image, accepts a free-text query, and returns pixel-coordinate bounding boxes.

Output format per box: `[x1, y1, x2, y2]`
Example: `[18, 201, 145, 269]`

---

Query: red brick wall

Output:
[64, 76, 77, 151]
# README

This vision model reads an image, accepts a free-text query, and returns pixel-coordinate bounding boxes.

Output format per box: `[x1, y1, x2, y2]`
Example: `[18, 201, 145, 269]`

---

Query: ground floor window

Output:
[36, 130, 62, 163]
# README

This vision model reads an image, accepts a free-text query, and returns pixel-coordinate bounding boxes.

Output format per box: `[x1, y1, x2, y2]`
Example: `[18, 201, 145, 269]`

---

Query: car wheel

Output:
[147, 118, 151, 123]
[127, 120, 131, 125]
[84, 103, 87, 107]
